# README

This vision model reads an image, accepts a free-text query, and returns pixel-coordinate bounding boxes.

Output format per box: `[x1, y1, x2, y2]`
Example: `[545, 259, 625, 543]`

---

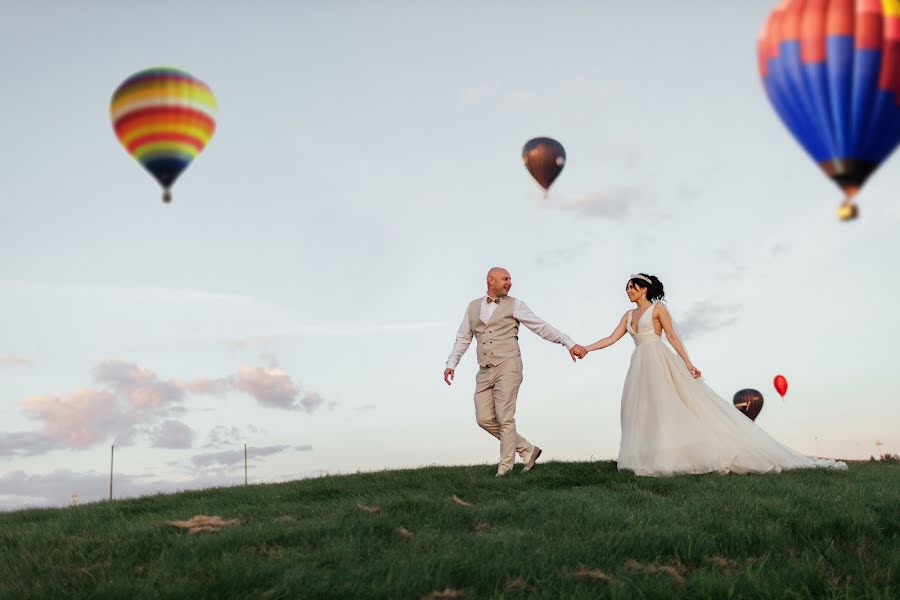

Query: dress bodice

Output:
[627, 304, 661, 345]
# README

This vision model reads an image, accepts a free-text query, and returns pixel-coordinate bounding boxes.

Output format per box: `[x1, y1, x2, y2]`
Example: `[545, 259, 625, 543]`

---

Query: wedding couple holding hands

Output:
[444, 267, 846, 477]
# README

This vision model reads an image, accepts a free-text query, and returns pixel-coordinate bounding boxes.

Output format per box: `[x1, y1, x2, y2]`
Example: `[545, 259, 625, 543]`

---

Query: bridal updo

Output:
[629, 273, 665, 302]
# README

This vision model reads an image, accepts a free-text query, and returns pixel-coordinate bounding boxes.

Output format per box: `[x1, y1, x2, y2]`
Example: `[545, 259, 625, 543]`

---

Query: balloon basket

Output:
[837, 201, 858, 221]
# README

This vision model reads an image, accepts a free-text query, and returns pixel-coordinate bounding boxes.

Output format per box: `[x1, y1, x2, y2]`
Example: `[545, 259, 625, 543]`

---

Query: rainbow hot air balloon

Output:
[522, 137, 566, 197]
[110, 67, 217, 203]
[758, 0, 900, 221]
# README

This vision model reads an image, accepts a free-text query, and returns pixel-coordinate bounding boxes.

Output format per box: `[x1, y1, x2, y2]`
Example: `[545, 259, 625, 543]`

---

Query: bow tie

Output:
[486, 297, 500, 304]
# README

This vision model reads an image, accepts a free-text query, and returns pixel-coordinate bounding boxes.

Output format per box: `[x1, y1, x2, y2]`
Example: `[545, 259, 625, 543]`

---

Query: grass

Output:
[1, 460, 897, 599]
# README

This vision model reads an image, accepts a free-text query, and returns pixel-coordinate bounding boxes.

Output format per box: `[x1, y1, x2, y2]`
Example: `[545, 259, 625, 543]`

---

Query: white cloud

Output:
[232, 366, 323, 412]
[0, 360, 324, 456]
[94, 360, 185, 415]
[20, 388, 127, 448]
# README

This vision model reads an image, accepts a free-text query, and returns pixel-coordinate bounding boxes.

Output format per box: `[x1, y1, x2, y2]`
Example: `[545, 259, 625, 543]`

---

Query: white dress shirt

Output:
[445, 296, 575, 369]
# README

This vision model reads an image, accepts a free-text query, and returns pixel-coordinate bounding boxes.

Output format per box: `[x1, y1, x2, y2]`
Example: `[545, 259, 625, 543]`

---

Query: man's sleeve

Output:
[515, 299, 575, 349]
[446, 309, 473, 368]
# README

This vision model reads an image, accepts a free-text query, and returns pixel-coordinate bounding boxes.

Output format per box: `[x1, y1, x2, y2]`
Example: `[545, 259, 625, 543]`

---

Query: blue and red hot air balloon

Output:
[758, 0, 900, 220]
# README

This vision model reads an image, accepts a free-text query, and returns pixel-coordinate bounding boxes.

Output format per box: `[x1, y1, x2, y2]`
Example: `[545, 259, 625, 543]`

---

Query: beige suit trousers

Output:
[473, 357, 536, 471]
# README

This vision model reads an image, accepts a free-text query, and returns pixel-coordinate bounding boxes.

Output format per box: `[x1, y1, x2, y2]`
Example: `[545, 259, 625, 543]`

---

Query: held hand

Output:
[685, 362, 701, 379]
[443, 368, 455, 385]
[569, 344, 588, 361]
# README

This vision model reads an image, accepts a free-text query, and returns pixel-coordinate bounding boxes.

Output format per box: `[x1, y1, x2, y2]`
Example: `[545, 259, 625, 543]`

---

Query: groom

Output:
[444, 267, 587, 476]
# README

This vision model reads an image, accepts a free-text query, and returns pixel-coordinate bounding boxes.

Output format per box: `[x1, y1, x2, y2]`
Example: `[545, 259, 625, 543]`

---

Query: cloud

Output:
[1, 359, 325, 457]
[20, 388, 128, 448]
[674, 302, 741, 340]
[0, 431, 60, 457]
[93, 360, 185, 415]
[232, 366, 322, 412]
[191, 444, 294, 467]
[549, 189, 641, 221]
[148, 420, 195, 449]
[0, 355, 29, 366]
[355, 404, 377, 412]
[178, 377, 231, 396]
[0, 469, 238, 511]
[0, 455, 321, 511]
[205, 425, 261, 448]
[300, 391, 325, 413]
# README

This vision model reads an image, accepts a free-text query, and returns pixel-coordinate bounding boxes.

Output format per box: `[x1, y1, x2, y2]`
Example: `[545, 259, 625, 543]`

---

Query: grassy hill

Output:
[1, 460, 897, 599]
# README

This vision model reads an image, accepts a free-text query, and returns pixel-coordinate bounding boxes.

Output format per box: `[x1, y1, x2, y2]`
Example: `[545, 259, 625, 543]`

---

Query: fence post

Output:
[109, 445, 115, 501]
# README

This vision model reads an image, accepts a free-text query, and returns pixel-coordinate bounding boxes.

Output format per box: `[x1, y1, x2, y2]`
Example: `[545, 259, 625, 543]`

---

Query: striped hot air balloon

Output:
[110, 67, 217, 203]
[758, 0, 900, 220]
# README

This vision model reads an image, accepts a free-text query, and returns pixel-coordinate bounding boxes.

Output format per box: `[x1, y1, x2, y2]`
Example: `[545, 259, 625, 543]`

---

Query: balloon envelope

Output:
[522, 137, 566, 193]
[733, 388, 765, 421]
[110, 67, 217, 202]
[757, 0, 900, 219]
[773, 374, 789, 398]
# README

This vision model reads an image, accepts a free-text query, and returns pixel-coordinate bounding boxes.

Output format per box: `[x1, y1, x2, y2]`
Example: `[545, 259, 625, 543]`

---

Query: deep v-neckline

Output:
[631, 304, 653, 333]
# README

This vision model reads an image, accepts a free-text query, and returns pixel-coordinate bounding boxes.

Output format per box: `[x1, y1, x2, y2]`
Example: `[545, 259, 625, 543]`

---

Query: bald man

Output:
[444, 267, 586, 476]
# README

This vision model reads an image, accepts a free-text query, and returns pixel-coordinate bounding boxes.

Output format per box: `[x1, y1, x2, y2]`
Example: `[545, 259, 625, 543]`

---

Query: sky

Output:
[1, 1, 898, 511]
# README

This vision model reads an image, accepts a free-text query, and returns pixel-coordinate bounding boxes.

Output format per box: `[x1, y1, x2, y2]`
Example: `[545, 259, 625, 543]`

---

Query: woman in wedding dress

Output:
[579, 273, 847, 476]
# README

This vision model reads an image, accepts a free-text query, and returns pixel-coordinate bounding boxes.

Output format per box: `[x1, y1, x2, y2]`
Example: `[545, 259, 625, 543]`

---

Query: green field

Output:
[1, 460, 897, 599]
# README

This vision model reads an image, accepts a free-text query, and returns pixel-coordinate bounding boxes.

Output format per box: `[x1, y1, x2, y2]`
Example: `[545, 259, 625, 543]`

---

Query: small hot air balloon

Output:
[733, 388, 765, 421]
[758, 0, 900, 221]
[110, 67, 217, 203]
[774, 374, 789, 399]
[522, 137, 565, 197]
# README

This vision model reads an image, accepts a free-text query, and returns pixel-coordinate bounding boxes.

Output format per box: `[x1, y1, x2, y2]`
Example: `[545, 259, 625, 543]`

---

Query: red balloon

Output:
[773, 375, 788, 398]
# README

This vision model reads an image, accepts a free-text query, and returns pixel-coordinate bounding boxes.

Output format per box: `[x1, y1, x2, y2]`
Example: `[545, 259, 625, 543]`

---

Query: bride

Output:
[578, 273, 847, 476]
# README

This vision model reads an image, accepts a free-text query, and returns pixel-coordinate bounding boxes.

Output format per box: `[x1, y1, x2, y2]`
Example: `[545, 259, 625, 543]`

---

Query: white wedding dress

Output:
[617, 303, 847, 476]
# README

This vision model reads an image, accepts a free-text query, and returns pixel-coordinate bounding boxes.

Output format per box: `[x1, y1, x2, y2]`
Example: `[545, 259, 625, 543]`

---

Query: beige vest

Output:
[467, 296, 520, 367]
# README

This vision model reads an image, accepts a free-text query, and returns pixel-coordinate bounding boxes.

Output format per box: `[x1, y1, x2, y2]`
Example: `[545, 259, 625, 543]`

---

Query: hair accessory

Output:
[630, 273, 652, 284]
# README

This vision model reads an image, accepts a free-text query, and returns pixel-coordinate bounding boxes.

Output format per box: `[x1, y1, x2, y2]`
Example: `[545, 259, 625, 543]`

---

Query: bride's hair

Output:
[630, 273, 665, 302]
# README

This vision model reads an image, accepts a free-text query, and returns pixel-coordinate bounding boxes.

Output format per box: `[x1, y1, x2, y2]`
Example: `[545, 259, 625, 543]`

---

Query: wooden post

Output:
[244, 443, 248, 485]
[109, 445, 115, 501]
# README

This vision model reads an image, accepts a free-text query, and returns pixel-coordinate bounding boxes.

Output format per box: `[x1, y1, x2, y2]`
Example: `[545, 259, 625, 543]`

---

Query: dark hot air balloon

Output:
[758, 0, 900, 221]
[522, 137, 566, 197]
[733, 388, 765, 421]
[774, 374, 789, 398]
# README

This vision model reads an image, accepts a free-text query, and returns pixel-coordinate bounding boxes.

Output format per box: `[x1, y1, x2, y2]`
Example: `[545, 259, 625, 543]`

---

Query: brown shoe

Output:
[522, 446, 542, 472]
